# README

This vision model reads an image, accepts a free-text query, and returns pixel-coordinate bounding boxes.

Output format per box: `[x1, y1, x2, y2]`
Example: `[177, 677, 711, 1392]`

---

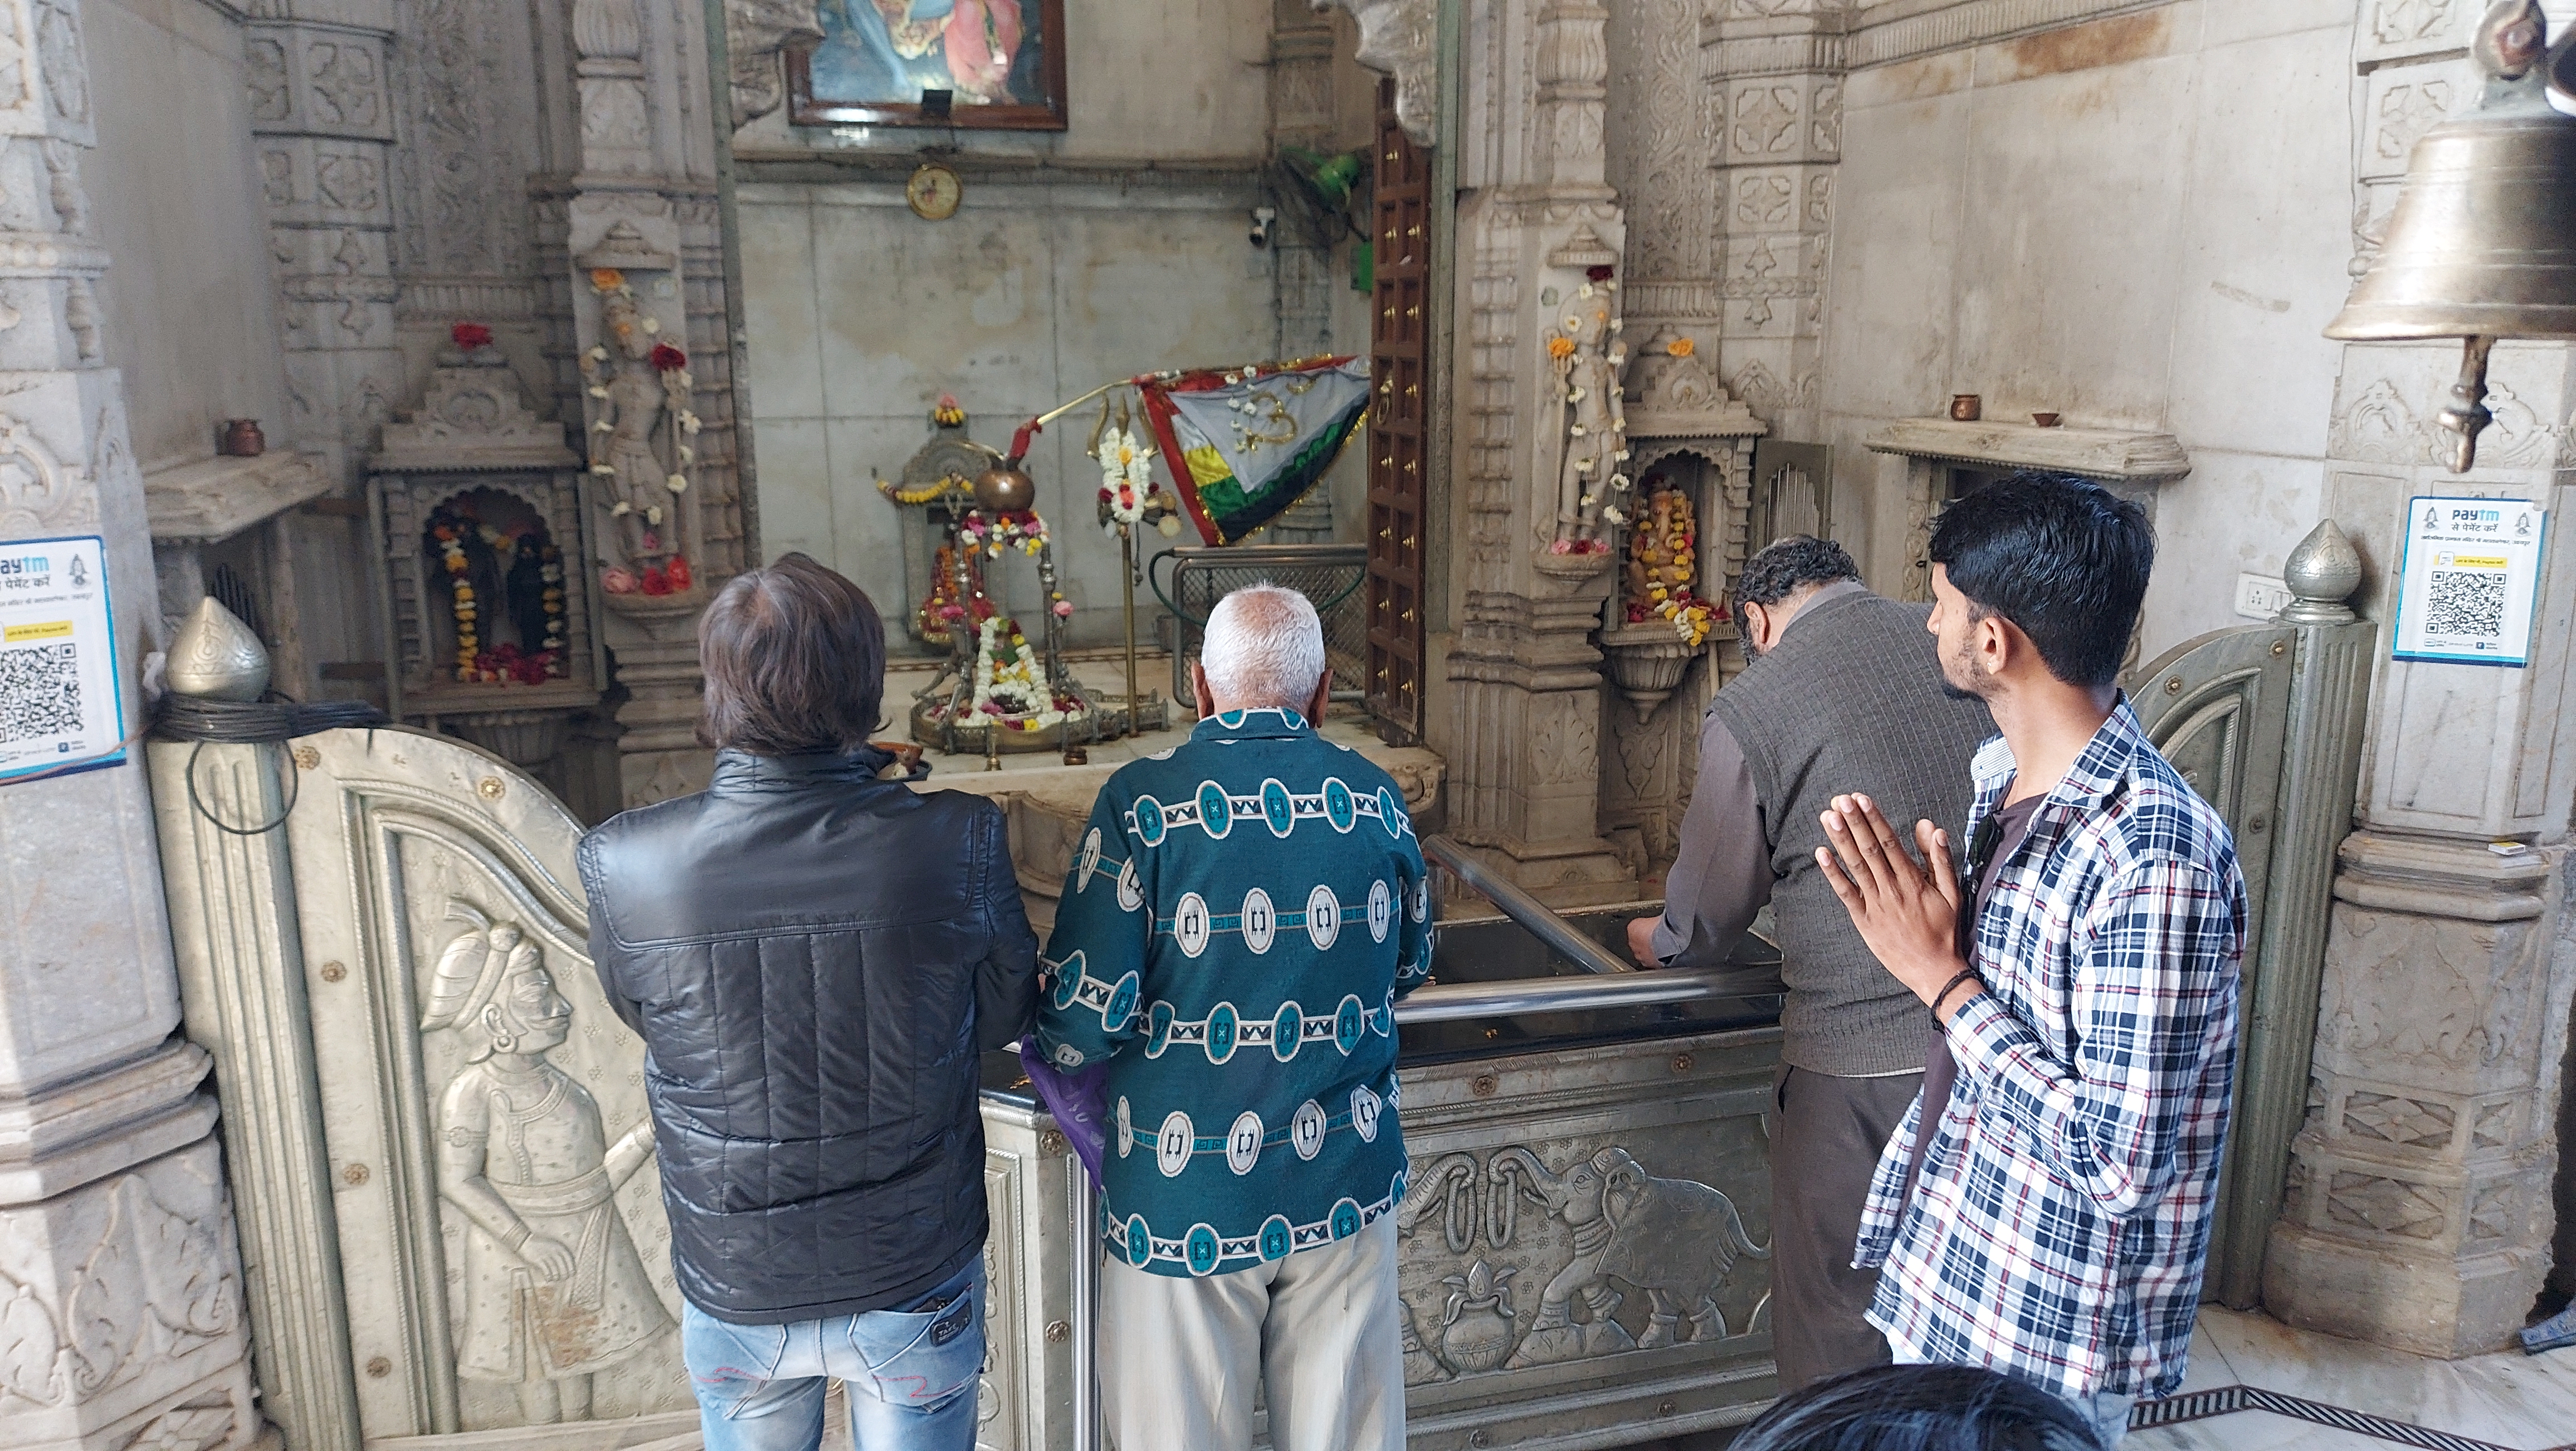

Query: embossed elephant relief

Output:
[1391, 1143, 1770, 1383]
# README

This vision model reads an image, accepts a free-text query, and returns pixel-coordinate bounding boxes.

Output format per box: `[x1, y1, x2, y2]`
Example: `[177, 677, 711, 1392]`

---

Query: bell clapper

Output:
[2439, 335, 2498, 474]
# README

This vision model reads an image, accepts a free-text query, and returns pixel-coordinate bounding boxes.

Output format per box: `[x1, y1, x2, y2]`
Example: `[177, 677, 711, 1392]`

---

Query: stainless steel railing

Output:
[1419, 834, 1638, 976]
[1408, 834, 1787, 1021]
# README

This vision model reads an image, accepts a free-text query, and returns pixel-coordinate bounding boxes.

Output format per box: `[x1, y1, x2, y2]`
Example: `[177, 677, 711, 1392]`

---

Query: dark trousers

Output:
[1769, 1063, 1923, 1394]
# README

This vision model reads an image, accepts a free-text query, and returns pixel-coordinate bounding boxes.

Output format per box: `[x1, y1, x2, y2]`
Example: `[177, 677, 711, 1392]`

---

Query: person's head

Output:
[1928, 471, 2153, 702]
[1192, 583, 1330, 720]
[1731, 1364, 2105, 1451]
[1734, 535, 1861, 656]
[697, 552, 886, 755]
[421, 921, 572, 1064]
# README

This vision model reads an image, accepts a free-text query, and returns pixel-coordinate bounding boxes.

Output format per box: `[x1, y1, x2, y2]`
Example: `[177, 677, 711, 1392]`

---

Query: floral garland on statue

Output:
[967, 617, 1078, 731]
[1545, 267, 1632, 555]
[583, 268, 700, 596]
[1623, 485, 1717, 649]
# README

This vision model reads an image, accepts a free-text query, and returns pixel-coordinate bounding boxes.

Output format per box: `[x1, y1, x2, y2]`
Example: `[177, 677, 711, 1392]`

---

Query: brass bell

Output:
[2325, 0, 2576, 472]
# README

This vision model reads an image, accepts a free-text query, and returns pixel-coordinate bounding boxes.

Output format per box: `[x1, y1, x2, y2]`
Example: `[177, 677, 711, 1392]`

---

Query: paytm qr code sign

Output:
[0, 535, 125, 783]
[2392, 499, 2545, 669]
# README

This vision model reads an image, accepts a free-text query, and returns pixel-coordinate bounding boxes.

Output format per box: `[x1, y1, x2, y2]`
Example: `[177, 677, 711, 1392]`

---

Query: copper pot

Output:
[219, 418, 266, 457]
[974, 459, 1038, 514]
[2031, 412, 2062, 428]
[1948, 395, 1982, 422]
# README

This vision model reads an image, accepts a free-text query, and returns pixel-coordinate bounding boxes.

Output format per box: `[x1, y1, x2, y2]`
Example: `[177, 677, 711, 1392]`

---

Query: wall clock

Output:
[907, 162, 963, 221]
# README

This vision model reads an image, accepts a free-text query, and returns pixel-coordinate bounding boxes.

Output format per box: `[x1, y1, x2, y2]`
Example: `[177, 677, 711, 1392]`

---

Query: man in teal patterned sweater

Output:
[1038, 584, 1430, 1451]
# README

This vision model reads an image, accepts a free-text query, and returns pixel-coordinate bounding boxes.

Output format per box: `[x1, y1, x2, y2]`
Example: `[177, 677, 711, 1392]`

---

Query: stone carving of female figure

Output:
[582, 290, 690, 586]
[1550, 291, 1629, 554]
[424, 912, 669, 1424]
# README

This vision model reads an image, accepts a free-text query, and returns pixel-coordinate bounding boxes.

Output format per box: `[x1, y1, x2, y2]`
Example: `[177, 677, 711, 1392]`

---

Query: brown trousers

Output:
[1769, 1063, 1923, 1394]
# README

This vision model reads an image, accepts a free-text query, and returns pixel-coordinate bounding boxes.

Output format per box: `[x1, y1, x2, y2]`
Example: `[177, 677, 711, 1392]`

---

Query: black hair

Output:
[1733, 535, 1860, 645]
[1732, 1364, 2107, 1451]
[1929, 471, 2153, 689]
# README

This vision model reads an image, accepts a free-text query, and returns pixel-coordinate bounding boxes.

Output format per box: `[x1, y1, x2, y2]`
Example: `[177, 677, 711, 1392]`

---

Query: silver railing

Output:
[1408, 834, 1788, 1020]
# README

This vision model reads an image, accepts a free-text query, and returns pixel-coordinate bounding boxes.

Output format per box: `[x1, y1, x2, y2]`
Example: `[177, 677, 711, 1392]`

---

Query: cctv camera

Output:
[1250, 206, 1277, 249]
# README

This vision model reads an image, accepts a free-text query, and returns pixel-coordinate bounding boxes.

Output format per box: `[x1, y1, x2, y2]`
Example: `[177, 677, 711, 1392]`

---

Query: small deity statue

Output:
[425, 910, 669, 1424]
[582, 286, 695, 592]
[1550, 287, 1630, 554]
[1624, 484, 1695, 607]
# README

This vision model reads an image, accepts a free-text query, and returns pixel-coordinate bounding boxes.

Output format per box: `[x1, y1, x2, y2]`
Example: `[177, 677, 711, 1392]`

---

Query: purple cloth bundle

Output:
[1016, 1038, 1108, 1185]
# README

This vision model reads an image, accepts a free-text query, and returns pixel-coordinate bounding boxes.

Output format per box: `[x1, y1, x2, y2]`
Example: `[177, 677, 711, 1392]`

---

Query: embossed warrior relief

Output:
[421, 907, 669, 1425]
[1391, 1142, 1771, 1385]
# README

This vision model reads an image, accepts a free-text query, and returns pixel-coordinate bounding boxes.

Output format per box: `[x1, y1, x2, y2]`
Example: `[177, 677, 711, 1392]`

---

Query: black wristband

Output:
[1930, 968, 1982, 1020]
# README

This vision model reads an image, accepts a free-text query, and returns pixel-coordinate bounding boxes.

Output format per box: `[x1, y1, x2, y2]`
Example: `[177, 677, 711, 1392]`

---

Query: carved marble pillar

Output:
[246, 0, 407, 486]
[1700, 3, 1843, 442]
[548, 0, 749, 807]
[1429, 0, 1636, 905]
[2259, 0, 2576, 1358]
[0, 3, 263, 1448]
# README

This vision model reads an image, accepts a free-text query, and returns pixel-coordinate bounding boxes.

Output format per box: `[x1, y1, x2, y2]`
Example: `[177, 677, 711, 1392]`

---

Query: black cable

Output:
[152, 693, 388, 836]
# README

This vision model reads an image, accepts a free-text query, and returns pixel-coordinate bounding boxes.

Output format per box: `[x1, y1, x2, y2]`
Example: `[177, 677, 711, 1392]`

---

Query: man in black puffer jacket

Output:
[579, 553, 1038, 1451]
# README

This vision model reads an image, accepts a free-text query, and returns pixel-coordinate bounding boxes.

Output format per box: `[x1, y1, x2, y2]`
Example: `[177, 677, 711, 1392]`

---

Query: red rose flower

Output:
[666, 555, 692, 590]
[641, 566, 672, 596]
[452, 322, 494, 351]
[1586, 265, 1615, 282]
[648, 342, 688, 372]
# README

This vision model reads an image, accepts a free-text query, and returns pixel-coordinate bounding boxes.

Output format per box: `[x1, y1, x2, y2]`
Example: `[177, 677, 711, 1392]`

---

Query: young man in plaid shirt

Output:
[1812, 473, 2245, 1448]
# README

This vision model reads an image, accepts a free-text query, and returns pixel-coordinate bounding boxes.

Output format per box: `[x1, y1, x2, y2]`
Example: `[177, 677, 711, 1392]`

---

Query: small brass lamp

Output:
[2325, 1, 2576, 473]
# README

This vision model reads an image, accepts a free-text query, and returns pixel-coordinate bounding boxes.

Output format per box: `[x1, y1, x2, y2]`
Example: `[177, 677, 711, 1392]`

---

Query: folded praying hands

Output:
[1816, 793, 1983, 1024]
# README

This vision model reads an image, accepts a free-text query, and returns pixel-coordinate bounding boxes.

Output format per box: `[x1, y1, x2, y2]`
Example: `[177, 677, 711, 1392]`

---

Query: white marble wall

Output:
[1821, 0, 2363, 662]
[735, 0, 1378, 653]
[86, 0, 290, 475]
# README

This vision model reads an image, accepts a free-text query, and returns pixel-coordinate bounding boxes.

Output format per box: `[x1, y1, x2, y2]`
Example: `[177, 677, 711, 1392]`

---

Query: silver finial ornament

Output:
[168, 596, 271, 701]
[2280, 520, 2363, 625]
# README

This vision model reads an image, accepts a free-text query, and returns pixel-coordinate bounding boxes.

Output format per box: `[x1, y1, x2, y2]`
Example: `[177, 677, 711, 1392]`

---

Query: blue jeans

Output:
[682, 1260, 984, 1451]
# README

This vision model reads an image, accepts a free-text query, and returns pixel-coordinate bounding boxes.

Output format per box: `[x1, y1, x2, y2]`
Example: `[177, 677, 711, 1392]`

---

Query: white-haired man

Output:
[1037, 583, 1430, 1451]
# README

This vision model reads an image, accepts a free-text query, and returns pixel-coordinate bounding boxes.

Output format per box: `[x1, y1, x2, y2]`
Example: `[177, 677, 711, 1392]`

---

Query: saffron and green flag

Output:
[1135, 356, 1370, 544]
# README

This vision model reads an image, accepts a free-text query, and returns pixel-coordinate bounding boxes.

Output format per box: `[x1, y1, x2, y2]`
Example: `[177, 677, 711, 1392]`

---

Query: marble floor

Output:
[2128, 1309, 2576, 1451]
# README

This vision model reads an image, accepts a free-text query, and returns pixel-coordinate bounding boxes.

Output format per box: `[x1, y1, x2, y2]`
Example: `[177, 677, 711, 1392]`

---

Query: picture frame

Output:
[787, 0, 1069, 131]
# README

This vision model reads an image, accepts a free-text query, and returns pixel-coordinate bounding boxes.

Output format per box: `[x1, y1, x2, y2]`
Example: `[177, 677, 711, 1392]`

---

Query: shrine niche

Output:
[369, 329, 604, 777]
[876, 399, 1001, 652]
[1593, 327, 1765, 879]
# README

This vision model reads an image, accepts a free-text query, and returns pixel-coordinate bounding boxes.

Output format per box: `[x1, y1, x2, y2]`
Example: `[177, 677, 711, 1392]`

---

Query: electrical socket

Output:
[2234, 572, 2292, 620]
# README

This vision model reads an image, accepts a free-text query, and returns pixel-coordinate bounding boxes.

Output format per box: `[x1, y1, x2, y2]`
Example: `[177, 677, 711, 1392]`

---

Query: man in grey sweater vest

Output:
[1625, 536, 1992, 1393]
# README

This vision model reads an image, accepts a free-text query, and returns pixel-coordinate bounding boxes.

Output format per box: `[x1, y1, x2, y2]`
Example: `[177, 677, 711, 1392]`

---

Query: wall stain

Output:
[1998, 9, 2177, 82]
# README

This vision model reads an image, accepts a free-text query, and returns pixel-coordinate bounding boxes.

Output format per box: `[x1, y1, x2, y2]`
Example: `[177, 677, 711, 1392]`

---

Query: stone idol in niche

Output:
[1543, 242, 1631, 571]
[423, 906, 669, 1424]
[580, 226, 700, 603]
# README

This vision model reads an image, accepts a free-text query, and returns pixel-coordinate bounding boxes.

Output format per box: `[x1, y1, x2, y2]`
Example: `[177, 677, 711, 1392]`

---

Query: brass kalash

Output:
[2327, 0, 2576, 472]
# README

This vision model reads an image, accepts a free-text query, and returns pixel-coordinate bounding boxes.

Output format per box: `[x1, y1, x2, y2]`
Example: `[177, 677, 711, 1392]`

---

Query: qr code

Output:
[2426, 570, 2507, 639]
[0, 642, 82, 743]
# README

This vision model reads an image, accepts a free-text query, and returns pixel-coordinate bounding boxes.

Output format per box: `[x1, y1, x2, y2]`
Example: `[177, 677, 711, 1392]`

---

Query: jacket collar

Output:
[1777, 578, 1871, 644]
[1969, 695, 2146, 816]
[709, 745, 896, 793]
[1189, 707, 1313, 745]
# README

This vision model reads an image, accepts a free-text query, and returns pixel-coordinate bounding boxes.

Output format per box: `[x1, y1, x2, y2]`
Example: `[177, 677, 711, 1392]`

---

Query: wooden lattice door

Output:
[1365, 76, 1430, 738]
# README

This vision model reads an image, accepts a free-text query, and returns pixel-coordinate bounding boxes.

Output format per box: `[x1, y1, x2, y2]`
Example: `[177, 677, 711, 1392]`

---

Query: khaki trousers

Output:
[1099, 1215, 1403, 1451]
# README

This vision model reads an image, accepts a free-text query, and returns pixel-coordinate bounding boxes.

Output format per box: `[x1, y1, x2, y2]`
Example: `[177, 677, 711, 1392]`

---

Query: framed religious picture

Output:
[788, 0, 1069, 130]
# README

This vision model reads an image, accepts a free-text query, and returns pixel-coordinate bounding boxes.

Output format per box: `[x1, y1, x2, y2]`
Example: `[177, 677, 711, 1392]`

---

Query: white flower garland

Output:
[967, 617, 1071, 728]
[1098, 425, 1156, 526]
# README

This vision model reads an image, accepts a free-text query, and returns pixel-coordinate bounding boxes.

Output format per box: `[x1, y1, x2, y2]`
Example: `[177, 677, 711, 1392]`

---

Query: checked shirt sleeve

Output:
[1035, 790, 1152, 1071]
[1944, 858, 2242, 1221]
